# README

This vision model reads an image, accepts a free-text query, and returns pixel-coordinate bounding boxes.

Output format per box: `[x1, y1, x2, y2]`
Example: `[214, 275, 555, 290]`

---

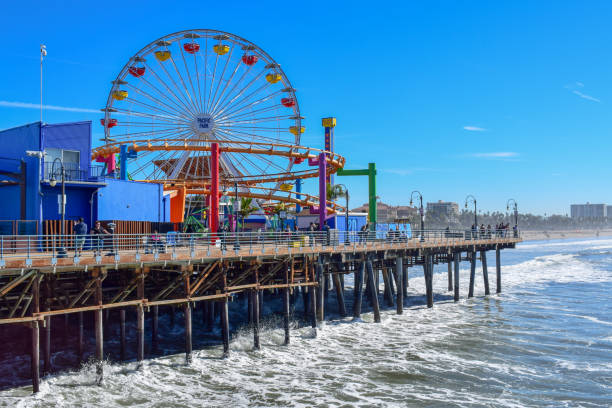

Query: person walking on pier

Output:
[91, 221, 110, 255]
[73, 217, 88, 256]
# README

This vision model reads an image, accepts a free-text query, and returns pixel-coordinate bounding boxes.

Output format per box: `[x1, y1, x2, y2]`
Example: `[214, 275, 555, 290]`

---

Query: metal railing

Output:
[43, 162, 105, 182]
[0, 229, 521, 265]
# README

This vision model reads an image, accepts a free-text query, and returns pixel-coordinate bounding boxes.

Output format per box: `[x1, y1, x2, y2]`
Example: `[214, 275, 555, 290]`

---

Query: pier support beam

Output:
[382, 268, 394, 307]
[481, 250, 490, 296]
[316, 262, 325, 322]
[366, 259, 381, 322]
[396, 257, 403, 315]
[119, 309, 126, 361]
[31, 320, 40, 393]
[184, 302, 192, 362]
[453, 253, 460, 302]
[496, 247, 501, 294]
[136, 271, 145, 364]
[220, 298, 230, 357]
[447, 258, 453, 291]
[31, 273, 40, 393]
[283, 286, 290, 345]
[424, 254, 434, 308]
[252, 289, 260, 350]
[78, 311, 84, 363]
[309, 285, 317, 331]
[468, 251, 476, 298]
[152, 306, 159, 352]
[94, 273, 103, 384]
[353, 261, 364, 319]
[333, 272, 346, 317]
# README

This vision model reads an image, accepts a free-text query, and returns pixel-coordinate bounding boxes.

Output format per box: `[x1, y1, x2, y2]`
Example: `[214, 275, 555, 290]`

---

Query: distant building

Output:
[350, 202, 417, 223]
[570, 203, 606, 218]
[426, 200, 459, 219]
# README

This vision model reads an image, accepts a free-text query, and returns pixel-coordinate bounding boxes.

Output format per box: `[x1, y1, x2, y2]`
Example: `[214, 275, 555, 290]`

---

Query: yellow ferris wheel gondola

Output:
[112, 90, 128, 100]
[266, 73, 282, 84]
[213, 44, 230, 55]
[289, 126, 305, 136]
[154, 50, 171, 61]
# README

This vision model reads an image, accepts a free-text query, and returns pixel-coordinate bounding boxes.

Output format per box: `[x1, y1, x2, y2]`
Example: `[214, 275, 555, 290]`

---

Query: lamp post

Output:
[409, 191, 425, 241]
[507, 199, 518, 236]
[49, 157, 67, 257]
[233, 182, 241, 249]
[465, 194, 477, 232]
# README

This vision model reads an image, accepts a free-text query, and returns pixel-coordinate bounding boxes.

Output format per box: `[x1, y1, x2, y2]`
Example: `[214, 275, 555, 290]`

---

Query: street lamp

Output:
[233, 182, 241, 249]
[336, 183, 350, 244]
[465, 194, 477, 228]
[409, 191, 425, 241]
[49, 157, 67, 257]
[507, 198, 518, 234]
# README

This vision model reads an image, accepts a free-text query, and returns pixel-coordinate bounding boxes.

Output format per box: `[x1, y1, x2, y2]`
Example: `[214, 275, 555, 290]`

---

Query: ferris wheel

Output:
[98, 29, 304, 190]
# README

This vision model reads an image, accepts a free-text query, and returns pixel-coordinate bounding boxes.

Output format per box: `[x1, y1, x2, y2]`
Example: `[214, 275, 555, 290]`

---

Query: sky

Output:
[1, 0, 611, 215]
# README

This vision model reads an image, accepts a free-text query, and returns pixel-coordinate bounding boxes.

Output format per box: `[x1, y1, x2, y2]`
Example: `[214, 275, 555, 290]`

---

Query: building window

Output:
[44, 148, 81, 180]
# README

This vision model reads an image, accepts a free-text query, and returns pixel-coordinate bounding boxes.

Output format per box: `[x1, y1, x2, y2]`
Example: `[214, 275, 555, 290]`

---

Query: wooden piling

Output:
[316, 262, 325, 321]
[119, 309, 126, 361]
[403, 260, 409, 293]
[283, 286, 290, 345]
[468, 251, 476, 298]
[396, 258, 403, 315]
[94, 274, 103, 383]
[258, 288, 264, 320]
[353, 261, 364, 319]
[333, 272, 347, 317]
[184, 302, 192, 362]
[31, 320, 40, 393]
[366, 260, 381, 323]
[152, 305, 159, 352]
[252, 289, 260, 350]
[43, 277, 51, 376]
[481, 250, 490, 295]
[425, 255, 434, 308]
[309, 273, 317, 331]
[31, 273, 40, 393]
[453, 253, 460, 302]
[136, 272, 145, 363]
[78, 311, 84, 363]
[496, 247, 501, 294]
[381, 268, 394, 307]
[447, 258, 453, 291]
[220, 299, 230, 357]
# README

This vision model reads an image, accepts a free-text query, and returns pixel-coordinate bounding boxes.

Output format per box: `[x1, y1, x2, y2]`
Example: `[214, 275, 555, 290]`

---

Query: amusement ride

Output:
[92, 29, 346, 231]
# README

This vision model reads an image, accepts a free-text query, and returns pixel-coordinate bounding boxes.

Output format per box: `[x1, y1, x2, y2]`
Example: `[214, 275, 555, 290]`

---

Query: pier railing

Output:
[0, 229, 520, 266]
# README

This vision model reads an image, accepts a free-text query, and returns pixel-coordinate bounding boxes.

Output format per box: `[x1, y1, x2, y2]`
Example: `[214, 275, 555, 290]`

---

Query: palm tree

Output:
[238, 197, 258, 231]
[327, 183, 347, 201]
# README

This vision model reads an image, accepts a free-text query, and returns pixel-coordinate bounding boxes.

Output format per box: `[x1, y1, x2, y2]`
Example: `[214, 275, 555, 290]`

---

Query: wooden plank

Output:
[33, 299, 147, 317]
[0, 315, 44, 325]
[0, 270, 36, 296]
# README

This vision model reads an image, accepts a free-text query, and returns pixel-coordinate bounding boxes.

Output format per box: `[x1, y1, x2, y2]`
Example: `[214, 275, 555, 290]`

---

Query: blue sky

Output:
[1, 0, 611, 215]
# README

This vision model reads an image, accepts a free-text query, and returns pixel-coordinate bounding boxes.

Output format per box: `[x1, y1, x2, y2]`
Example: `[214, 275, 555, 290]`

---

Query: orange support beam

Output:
[170, 187, 186, 223]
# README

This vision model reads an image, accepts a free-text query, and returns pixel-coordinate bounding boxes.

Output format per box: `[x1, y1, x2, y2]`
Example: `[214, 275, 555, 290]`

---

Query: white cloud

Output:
[471, 152, 518, 158]
[575, 81, 584, 88]
[0, 100, 99, 113]
[383, 168, 413, 176]
[463, 126, 487, 131]
[572, 90, 600, 103]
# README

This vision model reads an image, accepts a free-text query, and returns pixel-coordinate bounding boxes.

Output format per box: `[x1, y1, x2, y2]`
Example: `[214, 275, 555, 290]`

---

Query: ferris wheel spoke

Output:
[177, 38, 203, 113]
[146, 61, 198, 116]
[214, 128, 293, 144]
[211, 67, 267, 117]
[220, 103, 285, 123]
[130, 139, 186, 179]
[207, 44, 234, 114]
[217, 91, 283, 122]
[209, 51, 244, 114]
[203, 46, 219, 113]
[113, 127, 192, 140]
[167, 53, 198, 113]
[201, 37, 208, 113]
[219, 114, 293, 125]
[215, 82, 276, 118]
[122, 97, 190, 123]
[124, 80, 191, 120]
[214, 129, 288, 173]
[112, 108, 190, 124]
[211, 64, 255, 116]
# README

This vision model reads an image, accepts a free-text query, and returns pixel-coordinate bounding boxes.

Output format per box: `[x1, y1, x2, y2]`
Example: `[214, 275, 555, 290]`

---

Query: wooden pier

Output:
[0, 231, 520, 393]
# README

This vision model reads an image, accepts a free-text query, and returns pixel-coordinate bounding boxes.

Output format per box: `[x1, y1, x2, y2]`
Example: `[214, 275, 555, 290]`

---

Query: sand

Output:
[521, 229, 612, 242]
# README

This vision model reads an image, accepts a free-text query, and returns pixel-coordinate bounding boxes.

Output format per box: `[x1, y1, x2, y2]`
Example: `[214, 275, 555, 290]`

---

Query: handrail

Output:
[0, 229, 521, 263]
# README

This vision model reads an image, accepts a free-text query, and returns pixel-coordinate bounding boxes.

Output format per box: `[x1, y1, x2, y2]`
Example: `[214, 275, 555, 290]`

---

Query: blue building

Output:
[0, 121, 169, 234]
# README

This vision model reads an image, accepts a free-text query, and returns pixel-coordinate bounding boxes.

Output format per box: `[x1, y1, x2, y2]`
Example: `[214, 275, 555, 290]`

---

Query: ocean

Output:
[1, 237, 611, 407]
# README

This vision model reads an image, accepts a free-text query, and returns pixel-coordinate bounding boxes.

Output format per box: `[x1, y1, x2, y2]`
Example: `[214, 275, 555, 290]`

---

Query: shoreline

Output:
[521, 229, 612, 242]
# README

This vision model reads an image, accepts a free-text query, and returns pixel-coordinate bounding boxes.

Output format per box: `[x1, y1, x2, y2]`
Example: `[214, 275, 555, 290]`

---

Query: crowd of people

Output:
[470, 222, 518, 238]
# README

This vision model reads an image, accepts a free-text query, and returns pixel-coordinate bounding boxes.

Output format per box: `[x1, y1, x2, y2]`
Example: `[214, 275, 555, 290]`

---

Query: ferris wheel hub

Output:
[192, 113, 216, 136]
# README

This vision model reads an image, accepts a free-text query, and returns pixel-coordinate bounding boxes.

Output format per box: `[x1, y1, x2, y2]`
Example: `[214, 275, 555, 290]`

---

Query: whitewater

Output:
[1, 237, 611, 407]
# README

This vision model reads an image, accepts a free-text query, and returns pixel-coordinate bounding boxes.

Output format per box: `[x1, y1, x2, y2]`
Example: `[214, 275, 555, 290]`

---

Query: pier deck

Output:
[0, 230, 521, 392]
